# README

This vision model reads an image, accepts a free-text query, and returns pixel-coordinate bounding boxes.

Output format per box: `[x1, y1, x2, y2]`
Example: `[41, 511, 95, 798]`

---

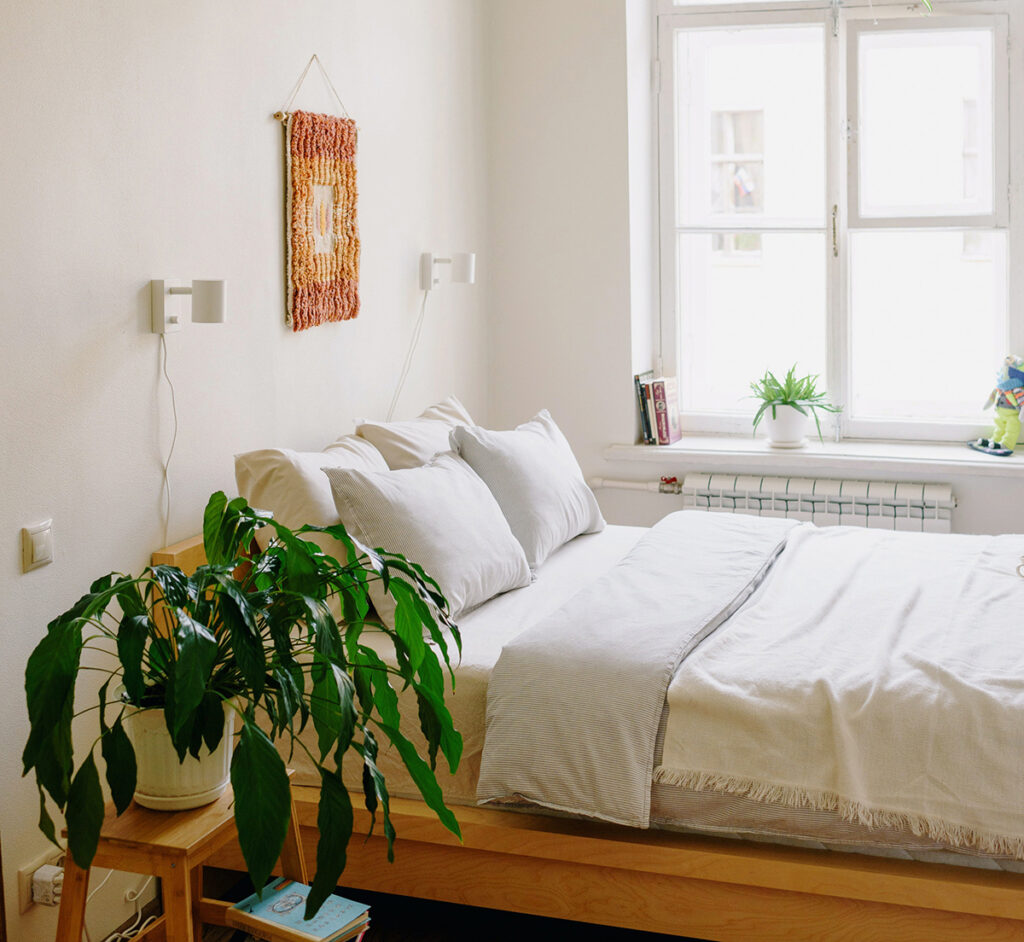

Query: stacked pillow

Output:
[235, 397, 604, 625]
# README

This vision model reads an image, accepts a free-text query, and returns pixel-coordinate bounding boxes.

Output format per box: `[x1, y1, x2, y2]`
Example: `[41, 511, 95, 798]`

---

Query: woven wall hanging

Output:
[276, 56, 360, 331]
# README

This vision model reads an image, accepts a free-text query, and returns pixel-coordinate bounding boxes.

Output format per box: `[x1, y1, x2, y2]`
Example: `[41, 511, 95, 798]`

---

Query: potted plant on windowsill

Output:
[750, 365, 842, 448]
[23, 492, 462, 918]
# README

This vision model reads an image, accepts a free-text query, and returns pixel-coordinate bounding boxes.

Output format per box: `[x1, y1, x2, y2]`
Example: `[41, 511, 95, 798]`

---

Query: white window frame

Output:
[656, 0, 1021, 442]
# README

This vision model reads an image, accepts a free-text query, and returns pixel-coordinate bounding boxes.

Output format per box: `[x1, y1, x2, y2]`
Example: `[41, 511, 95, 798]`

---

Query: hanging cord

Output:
[386, 290, 431, 421]
[159, 334, 179, 547]
[278, 53, 350, 119]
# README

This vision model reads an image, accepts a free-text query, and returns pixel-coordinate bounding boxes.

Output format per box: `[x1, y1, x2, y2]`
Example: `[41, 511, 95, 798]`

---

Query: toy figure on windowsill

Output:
[968, 355, 1024, 457]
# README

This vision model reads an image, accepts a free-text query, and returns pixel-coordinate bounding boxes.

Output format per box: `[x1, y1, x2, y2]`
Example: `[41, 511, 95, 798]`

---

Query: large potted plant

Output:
[750, 365, 842, 448]
[23, 492, 462, 918]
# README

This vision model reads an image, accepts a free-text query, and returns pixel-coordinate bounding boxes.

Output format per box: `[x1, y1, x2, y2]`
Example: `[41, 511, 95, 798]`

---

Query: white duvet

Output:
[658, 524, 1024, 857]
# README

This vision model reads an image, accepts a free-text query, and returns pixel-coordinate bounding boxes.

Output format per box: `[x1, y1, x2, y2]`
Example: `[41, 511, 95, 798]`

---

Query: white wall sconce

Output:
[419, 253, 476, 291]
[150, 279, 227, 333]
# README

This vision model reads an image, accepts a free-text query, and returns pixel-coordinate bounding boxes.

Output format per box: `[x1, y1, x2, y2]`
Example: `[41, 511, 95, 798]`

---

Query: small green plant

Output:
[750, 365, 841, 442]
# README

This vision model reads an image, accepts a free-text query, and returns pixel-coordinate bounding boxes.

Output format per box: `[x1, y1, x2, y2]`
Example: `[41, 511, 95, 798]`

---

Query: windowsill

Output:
[604, 435, 1024, 478]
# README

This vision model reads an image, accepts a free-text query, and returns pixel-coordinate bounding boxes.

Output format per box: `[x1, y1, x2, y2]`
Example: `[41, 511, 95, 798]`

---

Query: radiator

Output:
[680, 473, 955, 533]
[590, 474, 956, 533]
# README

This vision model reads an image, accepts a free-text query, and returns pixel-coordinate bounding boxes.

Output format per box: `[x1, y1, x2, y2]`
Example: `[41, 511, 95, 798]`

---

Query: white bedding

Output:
[291, 524, 647, 797]
[658, 524, 1024, 858]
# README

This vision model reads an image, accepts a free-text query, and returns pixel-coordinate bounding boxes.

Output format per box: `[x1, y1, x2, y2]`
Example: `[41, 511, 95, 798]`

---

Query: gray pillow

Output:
[323, 452, 531, 625]
[450, 411, 605, 570]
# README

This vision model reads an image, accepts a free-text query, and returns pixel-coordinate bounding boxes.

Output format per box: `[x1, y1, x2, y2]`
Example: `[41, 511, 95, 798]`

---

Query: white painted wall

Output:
[0, 2, 487, 938]
[483, 0, 637, 473]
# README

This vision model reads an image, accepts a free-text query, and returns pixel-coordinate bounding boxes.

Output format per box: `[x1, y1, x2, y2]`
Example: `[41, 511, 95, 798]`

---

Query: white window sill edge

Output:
[604, 436, 1024, 479]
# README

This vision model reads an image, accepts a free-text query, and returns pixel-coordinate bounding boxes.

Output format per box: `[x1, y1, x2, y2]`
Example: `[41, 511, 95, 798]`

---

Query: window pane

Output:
[678, 232, 827, 415]
[857, 28, 994, 218]
[850, 230, 1007, 421]
[675, 26, 825, 226]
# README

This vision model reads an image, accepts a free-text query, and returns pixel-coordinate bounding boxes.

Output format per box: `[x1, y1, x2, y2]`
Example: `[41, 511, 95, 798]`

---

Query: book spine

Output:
[663, 376, 681, 444]
[652, 380, 670, 445]
[633, 373, 653, 444]
[643, 383, 656, 444]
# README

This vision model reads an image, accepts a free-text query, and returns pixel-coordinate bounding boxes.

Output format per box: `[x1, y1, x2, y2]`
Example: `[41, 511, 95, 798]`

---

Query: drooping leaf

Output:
[66, 753, 105, 870]
[357, 732, 396, 859]
[390, 581, 426, 672]
[305, 769, 354, 919]
[199, 692, 226, 753]
[230, 721, 291, 894]
[23, 619, 82, 781]
[170, 611, 219, 742]
[100, 717, 137, 815]
[117, 614, 150, 703]
[37, 788, 59, 849]
[376, 722, 460, 841]
[149, 565, 192, 608]
[310, 654, 356, 761]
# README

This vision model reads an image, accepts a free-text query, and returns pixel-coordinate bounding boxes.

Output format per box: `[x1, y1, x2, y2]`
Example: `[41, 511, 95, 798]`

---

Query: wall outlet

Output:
[18, 848, 63, 913]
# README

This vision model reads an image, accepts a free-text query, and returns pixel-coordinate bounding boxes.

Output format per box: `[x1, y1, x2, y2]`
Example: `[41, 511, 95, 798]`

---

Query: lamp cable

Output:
[159, 334, 179, 547]
[386, 289, 431, 422]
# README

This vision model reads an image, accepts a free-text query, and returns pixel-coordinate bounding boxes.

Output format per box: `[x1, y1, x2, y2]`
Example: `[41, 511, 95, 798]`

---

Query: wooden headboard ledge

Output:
[152, 535, 206, 575]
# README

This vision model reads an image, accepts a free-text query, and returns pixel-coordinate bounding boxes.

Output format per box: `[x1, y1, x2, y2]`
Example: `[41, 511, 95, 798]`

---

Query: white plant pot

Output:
[124, 702, 234, 811]
[763, 404, 809, 449]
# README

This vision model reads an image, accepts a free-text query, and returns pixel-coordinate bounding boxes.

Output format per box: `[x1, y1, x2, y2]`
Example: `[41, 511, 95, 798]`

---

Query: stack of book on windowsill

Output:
[633, 371, 681, 445]
[226, 878, 370, 942]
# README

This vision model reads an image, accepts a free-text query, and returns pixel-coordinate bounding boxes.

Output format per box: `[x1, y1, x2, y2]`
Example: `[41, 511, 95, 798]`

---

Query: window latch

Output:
[832, 205, 839, 258]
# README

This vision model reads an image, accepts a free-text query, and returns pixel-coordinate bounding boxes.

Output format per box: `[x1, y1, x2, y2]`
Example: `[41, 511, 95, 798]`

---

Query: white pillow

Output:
[323, 452, 531, 625]
[234, 435, 388, 555]
[355, 395, 474, 470]
[450, 410, 605, 570]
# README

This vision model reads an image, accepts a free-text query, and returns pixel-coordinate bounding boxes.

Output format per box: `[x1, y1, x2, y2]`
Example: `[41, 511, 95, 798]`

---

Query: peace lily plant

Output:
[23, 492, 462, 918]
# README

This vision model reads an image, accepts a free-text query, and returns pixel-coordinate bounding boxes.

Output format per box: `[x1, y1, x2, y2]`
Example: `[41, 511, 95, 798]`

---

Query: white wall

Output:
[0, 2, 487, 938]
[483, 0, 637, 471]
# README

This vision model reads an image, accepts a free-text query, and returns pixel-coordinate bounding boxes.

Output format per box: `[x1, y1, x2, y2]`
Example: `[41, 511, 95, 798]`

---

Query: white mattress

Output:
[291, 525, 648, 798]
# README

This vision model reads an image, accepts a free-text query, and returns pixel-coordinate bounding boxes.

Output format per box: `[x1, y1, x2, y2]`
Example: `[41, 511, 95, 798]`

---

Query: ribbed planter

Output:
[124, 702, 234, 811]
[764, 404, 809, 449]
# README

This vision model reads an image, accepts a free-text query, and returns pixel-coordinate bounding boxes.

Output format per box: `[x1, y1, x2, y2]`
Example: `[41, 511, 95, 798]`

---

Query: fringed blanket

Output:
[477, 512, 796, 827]
[658, 524, 1024, 858]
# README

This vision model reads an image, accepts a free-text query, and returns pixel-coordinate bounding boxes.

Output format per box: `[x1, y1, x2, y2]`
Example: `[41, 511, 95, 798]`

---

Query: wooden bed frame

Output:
[155, 536, 1024, 941]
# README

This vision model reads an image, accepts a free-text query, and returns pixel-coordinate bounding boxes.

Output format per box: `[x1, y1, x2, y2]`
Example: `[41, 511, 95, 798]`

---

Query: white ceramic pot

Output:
[124, 702, 234, 811]
[763, 404, 809, 449]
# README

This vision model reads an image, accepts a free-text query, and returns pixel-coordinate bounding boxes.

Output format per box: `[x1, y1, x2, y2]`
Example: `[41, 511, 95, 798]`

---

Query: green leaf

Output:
[37, 789, 59, 849]
[391, 582, 426, 672]
[66, 753, 104, 870]
[100, 717, 137, 815]
[199, 693, 226, 753]
[310, 655, 356, 761]
[170, 611, 219, 742]
[358, 733, 396, 859]
[117, 614, 150, 703]
[376, 722, 460, 842]
[305, 770, 354, 919]
[203, 491, 230, 566]
[230, 722, 292, 894]
[149, 565, 192, 608]
[23, 619, 82, 787]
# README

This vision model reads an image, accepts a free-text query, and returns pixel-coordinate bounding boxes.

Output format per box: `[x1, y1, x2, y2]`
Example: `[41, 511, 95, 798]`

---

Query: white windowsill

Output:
[604, 436, 1024, 479]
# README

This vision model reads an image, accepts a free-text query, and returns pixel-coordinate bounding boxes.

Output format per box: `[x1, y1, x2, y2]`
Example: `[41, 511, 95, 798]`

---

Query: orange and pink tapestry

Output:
[284, 110, 359, 331]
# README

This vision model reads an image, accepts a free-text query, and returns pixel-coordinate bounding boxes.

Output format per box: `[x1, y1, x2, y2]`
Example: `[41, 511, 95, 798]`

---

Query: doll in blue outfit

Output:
[969, 355, 1024, 457]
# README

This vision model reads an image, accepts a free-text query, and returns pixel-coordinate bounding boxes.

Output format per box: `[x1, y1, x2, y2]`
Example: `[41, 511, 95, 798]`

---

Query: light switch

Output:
[22, 520, 53, 572]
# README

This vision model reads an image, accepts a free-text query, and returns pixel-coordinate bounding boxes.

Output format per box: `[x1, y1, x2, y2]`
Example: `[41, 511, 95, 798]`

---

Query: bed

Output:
[183, 399, 1024, 940]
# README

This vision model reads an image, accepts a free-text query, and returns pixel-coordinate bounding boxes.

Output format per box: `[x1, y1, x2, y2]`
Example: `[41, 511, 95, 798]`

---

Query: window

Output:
[657, 1, 1017, 440]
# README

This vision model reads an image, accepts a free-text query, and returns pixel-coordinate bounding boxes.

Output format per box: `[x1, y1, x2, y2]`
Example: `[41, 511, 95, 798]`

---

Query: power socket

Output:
[17, 848, 63, 913]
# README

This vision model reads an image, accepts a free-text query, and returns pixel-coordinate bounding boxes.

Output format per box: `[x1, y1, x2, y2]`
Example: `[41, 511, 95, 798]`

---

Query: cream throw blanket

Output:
[658, 524, 1024, 857]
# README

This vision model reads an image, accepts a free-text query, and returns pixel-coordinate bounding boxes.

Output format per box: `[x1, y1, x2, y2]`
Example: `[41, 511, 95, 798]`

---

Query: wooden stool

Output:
[55, 774, 307, 942]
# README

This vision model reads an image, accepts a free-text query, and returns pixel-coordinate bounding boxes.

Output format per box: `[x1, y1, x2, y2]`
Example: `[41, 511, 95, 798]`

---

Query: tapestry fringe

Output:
[653, 766, 1024, 859]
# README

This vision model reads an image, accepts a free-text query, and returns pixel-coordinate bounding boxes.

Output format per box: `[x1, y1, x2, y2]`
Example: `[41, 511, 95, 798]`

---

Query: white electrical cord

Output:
[93, 875, 156, 942]
[385, 289, 431, 421]
[159, 333, 179, 547]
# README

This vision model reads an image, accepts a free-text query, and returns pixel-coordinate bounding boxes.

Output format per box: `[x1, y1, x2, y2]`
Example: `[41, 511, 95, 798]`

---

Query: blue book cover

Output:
[229, 878, 370, 942]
